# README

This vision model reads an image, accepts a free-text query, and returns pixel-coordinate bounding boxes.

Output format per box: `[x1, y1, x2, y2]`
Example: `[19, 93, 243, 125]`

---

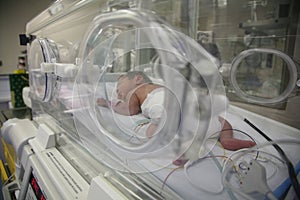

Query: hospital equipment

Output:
[1, 0, 300, 199]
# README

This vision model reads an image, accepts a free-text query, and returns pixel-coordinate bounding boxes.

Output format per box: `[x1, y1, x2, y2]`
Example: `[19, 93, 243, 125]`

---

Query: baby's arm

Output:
[97, 98, 110, 107]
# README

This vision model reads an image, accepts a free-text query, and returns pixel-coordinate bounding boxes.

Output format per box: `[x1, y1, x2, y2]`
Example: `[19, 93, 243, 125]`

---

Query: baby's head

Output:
[116, 71, 152, 100]
[119, 71, 152, 83]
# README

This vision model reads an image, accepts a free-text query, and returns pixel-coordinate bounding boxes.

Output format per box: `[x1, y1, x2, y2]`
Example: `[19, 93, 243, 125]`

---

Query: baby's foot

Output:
[172, 154, 188, 166]
[220, 138, 256, 151]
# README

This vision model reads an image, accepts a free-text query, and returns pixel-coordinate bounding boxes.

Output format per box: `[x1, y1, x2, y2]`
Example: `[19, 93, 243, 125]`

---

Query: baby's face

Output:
[116, 76, 136, 100]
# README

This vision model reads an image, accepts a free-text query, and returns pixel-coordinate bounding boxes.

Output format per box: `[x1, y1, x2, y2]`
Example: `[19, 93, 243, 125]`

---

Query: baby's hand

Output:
[97, 98, 109, 107]
[111, 99, 122, 107]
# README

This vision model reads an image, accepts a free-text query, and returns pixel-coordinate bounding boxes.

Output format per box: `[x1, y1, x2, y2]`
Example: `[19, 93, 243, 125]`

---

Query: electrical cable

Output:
[222, 144, 291, 200]
[181, 127, 258, 194]
[243, 118, 300, 199]
[183, 155, 228, 193]
[160, 166, 183, 193]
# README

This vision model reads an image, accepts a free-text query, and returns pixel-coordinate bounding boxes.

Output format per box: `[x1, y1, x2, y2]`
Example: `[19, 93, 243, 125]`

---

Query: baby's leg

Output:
[146, 123, 188, 165]
[219, 117, 256, 151]
[146, 123, 158, 138]
[172, 155, 188, 166]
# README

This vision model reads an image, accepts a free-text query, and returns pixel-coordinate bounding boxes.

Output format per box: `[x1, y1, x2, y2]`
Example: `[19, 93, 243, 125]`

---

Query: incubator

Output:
[1, 0, 300, 199]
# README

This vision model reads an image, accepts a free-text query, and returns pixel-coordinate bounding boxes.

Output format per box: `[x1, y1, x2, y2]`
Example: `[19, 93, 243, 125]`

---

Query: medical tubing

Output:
[43, 73, 49, 101]
[183, 154, 224, 194]
[243, 118, 300, 199]
[222, 148, 288, 200]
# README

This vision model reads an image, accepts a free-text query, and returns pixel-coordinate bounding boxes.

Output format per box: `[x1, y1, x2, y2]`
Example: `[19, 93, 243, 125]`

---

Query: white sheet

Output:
[139, 106, 300, 200]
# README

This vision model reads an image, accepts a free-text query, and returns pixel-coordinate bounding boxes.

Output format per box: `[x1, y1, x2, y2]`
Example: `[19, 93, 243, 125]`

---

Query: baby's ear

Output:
[135, 75, 144, 85]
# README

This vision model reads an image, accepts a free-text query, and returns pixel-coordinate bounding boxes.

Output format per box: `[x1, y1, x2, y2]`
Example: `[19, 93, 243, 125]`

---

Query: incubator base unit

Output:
[2, 106, 300, 200]
[1, 118, 180, 200]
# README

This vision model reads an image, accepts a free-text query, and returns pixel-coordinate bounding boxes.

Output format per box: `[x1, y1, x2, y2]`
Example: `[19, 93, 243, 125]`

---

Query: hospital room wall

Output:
[0, 0, 53, 75]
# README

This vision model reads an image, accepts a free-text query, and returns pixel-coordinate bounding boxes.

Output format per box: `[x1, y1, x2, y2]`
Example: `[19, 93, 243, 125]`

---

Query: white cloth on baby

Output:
[141, 87, 165, 124]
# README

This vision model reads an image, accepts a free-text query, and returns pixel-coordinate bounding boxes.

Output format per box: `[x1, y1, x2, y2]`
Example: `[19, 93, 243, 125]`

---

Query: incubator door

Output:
[230, 48, 297, 104]
[28, 38, 59, 102]
[73, 10, 227, 172]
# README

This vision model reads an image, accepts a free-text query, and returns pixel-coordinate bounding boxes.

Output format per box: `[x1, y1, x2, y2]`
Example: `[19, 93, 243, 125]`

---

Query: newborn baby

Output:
[97, 71, 256, 150]
[97, 71, 163, 137]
